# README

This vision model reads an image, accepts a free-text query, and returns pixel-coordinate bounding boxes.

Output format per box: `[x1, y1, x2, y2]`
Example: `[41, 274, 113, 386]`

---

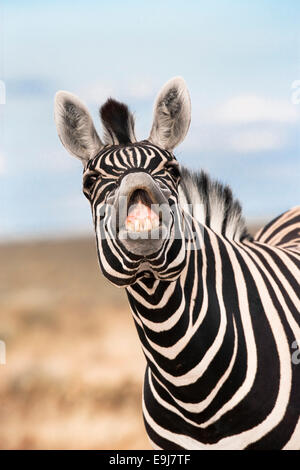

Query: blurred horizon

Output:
[0, 0, 300, 242]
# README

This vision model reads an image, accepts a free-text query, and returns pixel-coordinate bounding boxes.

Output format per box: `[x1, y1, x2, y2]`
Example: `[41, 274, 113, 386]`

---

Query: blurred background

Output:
[0, 0, 299, 449]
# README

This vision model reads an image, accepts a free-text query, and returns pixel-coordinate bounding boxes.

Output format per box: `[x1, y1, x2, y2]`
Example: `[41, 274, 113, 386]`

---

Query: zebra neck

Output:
[125, 223, 241, 396]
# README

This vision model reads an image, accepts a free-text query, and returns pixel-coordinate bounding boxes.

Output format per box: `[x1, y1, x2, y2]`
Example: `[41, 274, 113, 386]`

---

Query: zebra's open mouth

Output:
[125, 189, 161, 233]
[113, 172, 172, 256]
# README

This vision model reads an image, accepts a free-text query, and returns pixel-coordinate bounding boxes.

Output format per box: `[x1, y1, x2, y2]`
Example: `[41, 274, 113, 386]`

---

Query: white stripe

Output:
[283, 418, 300, 450]
[148, 317, 238, 418]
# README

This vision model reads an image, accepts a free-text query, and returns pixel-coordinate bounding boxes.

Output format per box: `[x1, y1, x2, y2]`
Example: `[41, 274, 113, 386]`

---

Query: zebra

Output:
[54, 77, 300, 450]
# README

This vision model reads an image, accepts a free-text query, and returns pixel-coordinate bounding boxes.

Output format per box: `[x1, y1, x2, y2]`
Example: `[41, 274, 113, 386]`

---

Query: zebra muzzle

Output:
[113, 172, 172, 256]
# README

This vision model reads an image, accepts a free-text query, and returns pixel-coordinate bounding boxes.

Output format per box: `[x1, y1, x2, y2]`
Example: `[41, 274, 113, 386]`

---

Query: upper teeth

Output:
[126, 216, 159, 232]
[125, 201, 160, 232]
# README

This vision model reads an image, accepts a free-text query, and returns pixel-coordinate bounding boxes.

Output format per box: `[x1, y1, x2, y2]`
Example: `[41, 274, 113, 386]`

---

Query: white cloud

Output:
[183, 93, 299, 154]
[79, 81, 115, 104]
[80, 78, 156, 106]
[184, 125, 285, 154]
[228, 130, 284, 153]
[40, 149, 80, 172]
[127, 79, 156, 100]
[215, 94, 299, 124]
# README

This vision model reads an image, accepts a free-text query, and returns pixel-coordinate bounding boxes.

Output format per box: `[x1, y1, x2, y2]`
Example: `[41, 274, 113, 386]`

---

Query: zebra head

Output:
[54, 77, 191, 286]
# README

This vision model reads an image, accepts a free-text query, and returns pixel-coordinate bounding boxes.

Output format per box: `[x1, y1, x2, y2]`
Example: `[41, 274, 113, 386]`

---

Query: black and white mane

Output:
[179, 167, 250, 241]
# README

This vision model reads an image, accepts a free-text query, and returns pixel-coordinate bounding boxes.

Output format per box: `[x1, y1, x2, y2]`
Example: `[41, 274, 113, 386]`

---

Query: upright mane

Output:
[100, 98, 136, 146]
[179, 166, 250, 241]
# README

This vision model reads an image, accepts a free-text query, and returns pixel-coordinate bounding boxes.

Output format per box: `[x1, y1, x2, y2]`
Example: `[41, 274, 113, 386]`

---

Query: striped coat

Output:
[54, 76, 300, 450]
[127, 205, 300, 449]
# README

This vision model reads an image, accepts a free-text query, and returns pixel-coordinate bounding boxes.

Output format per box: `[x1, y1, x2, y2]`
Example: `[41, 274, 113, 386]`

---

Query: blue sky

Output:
[0, 0, 299, 240]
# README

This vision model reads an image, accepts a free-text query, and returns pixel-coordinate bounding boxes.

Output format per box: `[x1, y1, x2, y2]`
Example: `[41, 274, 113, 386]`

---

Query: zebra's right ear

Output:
[54, 91, 103, 164]
[148, 77, 191, 151]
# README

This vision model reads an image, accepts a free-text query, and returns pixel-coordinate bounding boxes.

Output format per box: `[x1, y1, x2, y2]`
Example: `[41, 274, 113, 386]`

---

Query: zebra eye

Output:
[83, 174, 99, 193]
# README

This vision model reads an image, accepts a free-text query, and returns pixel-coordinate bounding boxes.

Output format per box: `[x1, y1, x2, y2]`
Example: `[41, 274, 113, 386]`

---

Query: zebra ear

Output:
[148, 77, 191, 151]
[54, 91, 103, 164]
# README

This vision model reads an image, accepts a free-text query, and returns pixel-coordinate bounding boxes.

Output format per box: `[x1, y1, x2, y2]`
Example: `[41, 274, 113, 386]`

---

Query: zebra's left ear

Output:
[148, 77, 191, 151]
[54, 91, 103, 163]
